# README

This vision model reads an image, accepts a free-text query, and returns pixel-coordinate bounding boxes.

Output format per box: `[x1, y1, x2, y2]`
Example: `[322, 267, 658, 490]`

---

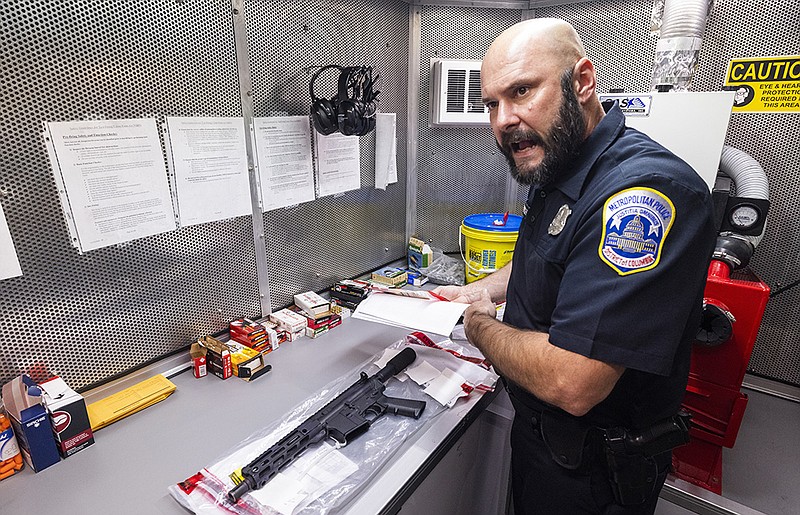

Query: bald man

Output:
[434, 19, 715, 514]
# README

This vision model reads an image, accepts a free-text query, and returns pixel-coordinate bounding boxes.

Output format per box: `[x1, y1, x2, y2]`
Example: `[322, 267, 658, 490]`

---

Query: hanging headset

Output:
[309, 64, 343, 136]
[309, 65, 380, 136]
[336, 66, 380, 136]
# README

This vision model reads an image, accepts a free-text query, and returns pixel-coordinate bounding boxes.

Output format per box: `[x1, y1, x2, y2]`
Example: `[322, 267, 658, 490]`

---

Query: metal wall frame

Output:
[0, 0, 411, 390]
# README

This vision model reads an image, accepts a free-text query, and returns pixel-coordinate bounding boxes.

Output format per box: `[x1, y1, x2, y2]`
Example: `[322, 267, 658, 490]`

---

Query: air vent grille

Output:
[431, 59, 489, 126]
[468, 71, 484, 113]
[446, 70, 466, 112]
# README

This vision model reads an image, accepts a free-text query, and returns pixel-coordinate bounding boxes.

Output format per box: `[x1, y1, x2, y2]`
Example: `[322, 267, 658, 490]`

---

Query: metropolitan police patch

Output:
[598, 187, 675, 275]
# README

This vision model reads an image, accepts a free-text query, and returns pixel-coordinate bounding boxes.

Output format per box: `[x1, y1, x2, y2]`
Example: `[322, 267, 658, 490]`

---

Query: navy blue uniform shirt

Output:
[503, 104, 716, 430]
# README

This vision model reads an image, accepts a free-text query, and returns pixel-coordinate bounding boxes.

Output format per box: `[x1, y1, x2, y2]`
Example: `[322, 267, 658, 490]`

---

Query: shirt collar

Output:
[548, 102, 626, 201]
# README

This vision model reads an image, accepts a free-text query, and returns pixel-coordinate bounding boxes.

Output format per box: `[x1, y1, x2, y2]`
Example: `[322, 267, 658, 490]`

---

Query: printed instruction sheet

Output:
[165, 117, 251, 226]
[313, 131, 361, 197]
[253, 116, 316, 210]
[0, 202, 22, 280]
[46, 118, 176, 252]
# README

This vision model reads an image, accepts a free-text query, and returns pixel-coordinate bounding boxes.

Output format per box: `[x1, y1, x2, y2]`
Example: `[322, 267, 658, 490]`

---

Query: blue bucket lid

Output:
[463, 213, 522, 232]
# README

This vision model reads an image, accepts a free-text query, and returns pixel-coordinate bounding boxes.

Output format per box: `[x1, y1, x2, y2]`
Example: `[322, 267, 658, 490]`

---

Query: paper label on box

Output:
[40, 377, 73, 403]
[193, 357, 207, 378]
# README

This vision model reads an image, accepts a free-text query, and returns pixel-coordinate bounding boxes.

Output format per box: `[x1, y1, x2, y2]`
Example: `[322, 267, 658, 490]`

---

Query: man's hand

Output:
[464, 289, 497, 342]
[431, 285, 472, 303]
[431, 262, 512, 305]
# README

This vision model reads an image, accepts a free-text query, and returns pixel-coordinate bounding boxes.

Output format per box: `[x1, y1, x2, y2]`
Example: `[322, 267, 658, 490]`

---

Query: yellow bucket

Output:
[460, 213, 522, 283]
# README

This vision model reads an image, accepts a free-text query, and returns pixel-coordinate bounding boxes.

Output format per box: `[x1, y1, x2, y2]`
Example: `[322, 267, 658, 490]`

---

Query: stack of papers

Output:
[352, 292, 469, 336]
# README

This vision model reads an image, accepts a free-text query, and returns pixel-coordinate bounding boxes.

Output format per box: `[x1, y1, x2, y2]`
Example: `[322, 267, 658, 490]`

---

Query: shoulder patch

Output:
[598, 187, 675, 275]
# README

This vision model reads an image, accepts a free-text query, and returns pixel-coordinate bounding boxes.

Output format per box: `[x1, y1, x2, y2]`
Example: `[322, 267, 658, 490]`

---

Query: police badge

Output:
[548, 204, 572, 235]
[598, 187, 675, 275]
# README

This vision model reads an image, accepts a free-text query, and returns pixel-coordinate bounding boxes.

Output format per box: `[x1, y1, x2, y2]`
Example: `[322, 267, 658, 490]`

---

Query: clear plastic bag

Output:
[168, 333, 497, 515]
[418, 248, 465, 286]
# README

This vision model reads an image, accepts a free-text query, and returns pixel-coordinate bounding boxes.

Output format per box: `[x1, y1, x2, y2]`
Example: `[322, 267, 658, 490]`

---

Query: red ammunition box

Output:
[200, 336, 232, 380]
[190, 342, 207, 378]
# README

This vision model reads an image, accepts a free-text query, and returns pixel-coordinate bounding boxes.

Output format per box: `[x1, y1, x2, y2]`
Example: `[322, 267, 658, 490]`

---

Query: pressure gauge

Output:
[729, 204, 760, 230]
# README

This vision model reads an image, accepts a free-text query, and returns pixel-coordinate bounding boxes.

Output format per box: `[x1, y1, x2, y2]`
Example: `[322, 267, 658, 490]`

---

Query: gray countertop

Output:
[1, 316, 495, 514]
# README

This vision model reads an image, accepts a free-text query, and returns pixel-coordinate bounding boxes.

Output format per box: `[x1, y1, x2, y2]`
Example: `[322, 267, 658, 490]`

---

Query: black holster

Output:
[602, 411, 692, 505]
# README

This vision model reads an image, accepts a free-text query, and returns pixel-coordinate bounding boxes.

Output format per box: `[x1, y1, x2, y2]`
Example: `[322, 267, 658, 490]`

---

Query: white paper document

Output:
[253, 116, 316, 210]
[0, 202, 22, 280]
[352, 293, 469, 336]
[165, 117, 251, 226]
[46, 118, 176, 252]
[374, 113, 397, 190]
[314, 132, 361, 197]
[251, 443, 358, 514]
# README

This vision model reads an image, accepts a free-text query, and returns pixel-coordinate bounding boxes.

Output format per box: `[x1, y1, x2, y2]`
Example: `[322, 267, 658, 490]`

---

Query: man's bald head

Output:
[481, 18, 604, 186]
[485, 18, 587, 75]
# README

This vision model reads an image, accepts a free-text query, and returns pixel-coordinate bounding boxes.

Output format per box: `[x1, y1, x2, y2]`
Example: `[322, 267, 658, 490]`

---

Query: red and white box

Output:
[200, 336, 232, 380]
[293, 291, 331, 317]
[190, 342, 207, 378]
[229, 318, 271, 353]
[269, 308, 308, 334]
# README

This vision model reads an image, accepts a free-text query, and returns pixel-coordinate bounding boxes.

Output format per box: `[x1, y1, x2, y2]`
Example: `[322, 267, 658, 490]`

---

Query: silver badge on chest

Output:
[548, 204, 572, 235]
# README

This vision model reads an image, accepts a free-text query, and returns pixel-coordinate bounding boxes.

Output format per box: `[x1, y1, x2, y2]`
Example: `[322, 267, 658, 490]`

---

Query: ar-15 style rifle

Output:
[227, 347, 426, 503]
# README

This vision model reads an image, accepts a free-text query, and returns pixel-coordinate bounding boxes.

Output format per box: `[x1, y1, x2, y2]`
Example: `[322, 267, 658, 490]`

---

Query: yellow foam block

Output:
[87, 374, 177, 431]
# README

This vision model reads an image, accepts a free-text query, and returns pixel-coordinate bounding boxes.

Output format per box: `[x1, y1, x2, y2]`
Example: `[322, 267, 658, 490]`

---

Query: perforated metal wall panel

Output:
[0, 0, 257, 390]
[415, 0, 800, 385]
[247, 0, 410, 308]
[0, 0, 410, 390]
[416, 6, 524, 250]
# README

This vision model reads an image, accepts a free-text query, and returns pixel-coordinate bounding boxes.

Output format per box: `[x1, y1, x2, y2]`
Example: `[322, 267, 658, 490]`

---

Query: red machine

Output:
[672, 258, 770, 493]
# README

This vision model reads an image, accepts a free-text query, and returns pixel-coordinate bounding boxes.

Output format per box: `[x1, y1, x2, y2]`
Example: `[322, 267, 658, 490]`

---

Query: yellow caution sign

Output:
[724, 56, 800, 113]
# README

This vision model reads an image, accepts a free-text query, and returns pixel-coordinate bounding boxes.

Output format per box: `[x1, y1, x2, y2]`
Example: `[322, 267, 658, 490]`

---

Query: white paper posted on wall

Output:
[45, 118, 176, 252]
[165, 116, 251, 226]
[253, 116, 316, 210]
[0, 202, 22, 280]
[313, 131, 361, 197]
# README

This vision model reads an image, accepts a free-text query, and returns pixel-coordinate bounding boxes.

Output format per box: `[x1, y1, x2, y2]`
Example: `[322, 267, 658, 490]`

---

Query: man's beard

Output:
[497, 70, 587, 186]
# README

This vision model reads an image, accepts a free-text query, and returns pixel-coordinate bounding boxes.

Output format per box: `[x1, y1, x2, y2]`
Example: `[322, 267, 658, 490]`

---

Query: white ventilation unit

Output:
[430, 59, 490, 127]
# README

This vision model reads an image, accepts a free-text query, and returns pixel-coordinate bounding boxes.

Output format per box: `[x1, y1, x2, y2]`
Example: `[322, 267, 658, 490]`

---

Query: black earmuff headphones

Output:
[309, 64, 343, 136]
[310, 65, 380, 136]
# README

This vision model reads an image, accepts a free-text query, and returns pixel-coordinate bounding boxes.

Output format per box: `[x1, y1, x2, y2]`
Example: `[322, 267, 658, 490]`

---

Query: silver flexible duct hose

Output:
[718, 145, 769, 249]
[651, 0, 713, 90]
[661, 0, 710, 36]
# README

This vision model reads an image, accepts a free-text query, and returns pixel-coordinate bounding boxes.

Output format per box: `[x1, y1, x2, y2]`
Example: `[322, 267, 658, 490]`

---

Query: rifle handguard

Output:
[226, 347, 424, 504]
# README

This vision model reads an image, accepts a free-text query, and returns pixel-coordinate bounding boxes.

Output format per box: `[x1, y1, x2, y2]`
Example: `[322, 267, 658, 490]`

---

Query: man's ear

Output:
[572, 57, 597, 104]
